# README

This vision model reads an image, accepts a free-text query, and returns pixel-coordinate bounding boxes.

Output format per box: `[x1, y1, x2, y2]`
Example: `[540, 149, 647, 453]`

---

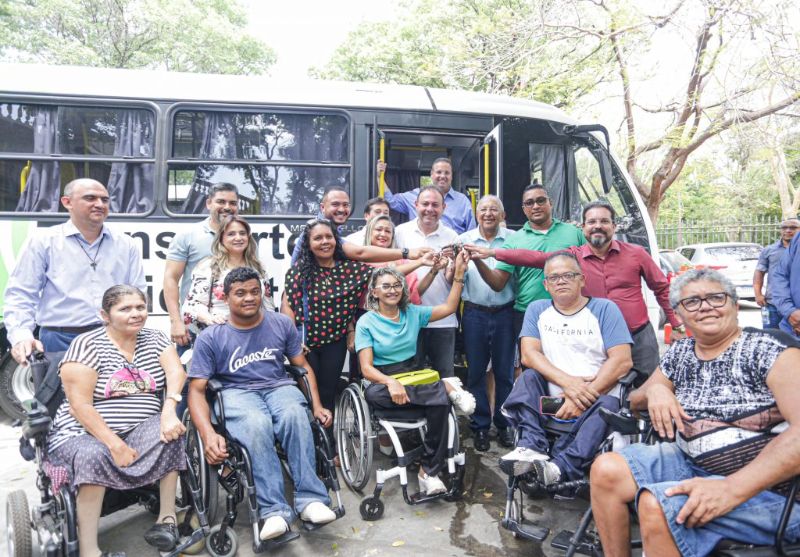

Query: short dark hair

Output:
[208, 182, 239, 199]
[322, 186, 349, 202]
[543, 250, 580, 271]
[101, 285, 147, 314]
[363, 197, 389, 215]
[582, 200, 616, 223]
[223, 266, 262, 295]
[431, 157, 453, 169]
[416, 185, 445, 203]
[523, 183, 548, 196]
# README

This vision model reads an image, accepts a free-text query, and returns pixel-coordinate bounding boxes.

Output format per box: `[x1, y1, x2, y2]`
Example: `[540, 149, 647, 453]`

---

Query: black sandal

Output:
[144, 516, 178, 551]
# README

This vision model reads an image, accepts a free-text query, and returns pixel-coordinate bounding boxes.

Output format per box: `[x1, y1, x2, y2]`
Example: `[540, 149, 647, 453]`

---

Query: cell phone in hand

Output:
[540, 396, 565, 415]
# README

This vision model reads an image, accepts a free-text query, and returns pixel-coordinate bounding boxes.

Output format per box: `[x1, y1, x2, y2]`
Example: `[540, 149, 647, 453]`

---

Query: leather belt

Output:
[41, 323, 103, 334]
[463, 301, 514, 314]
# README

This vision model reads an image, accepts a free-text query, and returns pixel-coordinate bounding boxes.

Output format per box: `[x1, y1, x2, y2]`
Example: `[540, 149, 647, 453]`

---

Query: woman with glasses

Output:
[591, 267, 800, 556]
[182, 215, 274, 334]
[46, 285, 187, 556]
[355, 255, 476, 496]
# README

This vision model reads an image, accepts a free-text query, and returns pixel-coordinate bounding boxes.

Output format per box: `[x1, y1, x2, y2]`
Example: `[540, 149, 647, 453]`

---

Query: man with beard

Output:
[377, 158, 477, 234]
[468, 200, 682, 379]
[164, 182, 240, 350]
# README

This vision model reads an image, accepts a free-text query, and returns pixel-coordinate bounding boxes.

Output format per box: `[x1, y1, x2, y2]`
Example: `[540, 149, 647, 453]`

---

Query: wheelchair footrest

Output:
[550, 529, 599, 555]
[503, 517, 549, 542]
[163, 528, 206, 557]
[254, 529, 300, 552]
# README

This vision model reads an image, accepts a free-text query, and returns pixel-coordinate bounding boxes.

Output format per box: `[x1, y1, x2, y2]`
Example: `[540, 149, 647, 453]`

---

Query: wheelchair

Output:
[553, 411, 800, 557]
[5, 351, 210, 557]
[499, 370, 644, 546]
[333, 378, 465, 521]
[184, 364, 345, 556]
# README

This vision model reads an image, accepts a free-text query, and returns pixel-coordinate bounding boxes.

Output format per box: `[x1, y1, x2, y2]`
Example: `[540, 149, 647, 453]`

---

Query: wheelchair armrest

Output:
[285, 365, 308, 379]
[207, 378, 224, 393]
[21, 399, 52, 441]
[599, 407, 641, 435]
[618, 370, 638, 387]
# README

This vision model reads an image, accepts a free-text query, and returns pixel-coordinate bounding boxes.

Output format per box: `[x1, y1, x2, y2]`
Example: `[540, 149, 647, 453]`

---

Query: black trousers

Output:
[307, 337, 348, 416]
[365, 366, 451, 476]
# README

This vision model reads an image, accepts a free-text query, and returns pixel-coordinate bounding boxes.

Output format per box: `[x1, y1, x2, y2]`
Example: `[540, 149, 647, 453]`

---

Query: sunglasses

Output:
[522, 197, 549, 208]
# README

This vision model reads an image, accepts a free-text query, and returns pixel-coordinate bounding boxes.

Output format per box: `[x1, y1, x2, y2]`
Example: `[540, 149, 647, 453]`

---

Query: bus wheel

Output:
[0, 352, 32, 421]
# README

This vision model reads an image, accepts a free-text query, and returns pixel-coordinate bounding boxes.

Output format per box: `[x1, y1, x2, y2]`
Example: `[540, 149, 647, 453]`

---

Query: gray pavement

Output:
[0, 308, 763, 557]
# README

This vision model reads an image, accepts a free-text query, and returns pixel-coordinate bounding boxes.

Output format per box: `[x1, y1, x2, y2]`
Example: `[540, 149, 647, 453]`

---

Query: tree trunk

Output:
[768, 144, 799, 219]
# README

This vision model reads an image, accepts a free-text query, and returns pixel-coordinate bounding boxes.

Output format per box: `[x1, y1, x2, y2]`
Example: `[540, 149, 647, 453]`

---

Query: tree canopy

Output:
[0, 0, 275, 74]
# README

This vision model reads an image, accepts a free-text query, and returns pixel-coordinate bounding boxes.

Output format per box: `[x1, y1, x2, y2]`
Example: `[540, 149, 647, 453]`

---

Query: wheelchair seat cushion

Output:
[372, 406, 427, 421]
[45, 414, 186, 493]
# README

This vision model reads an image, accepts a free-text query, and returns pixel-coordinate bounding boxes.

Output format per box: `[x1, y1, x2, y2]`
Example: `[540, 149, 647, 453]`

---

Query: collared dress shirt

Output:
[4, 220, 147, 346]
[755, 239, 787, 304]
[457, 226, 515, 307]
[495, 240, 679, 331]
[384, 186, 477, 234]
[771, 233, 800, 336]
[394, 218, 459, 329]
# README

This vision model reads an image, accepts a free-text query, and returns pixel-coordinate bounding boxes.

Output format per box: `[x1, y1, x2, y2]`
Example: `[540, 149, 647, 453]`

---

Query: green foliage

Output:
[0, 0, 275, 74]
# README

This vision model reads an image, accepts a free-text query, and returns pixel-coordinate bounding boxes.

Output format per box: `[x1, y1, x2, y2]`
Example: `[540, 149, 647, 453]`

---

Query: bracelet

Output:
[453, 277, 465, 284]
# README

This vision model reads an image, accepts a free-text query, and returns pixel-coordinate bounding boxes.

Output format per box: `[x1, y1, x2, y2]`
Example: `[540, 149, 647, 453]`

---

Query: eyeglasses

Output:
[675, 292, 730, 312]
[376, 282, 403, 292]
[544, 272, 582, 283]
[781, 226, 799, 230]
[522, 197, 549, 208]
[306, 217, 331, 226]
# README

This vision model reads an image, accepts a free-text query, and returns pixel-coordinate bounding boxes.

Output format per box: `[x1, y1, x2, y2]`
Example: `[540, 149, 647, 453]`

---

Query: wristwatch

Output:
[673, 324, 686, 334]
[401, 247, 409, 259]
[166, 393, 183, 403]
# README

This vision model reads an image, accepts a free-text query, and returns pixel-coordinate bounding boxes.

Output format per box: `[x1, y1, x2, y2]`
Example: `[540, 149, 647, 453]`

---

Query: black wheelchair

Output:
[499, 370, 643, 545]
[184, 364, 345, 556]
[334, 378, 465, 521]
[5, 351, 210, 557]
[553, 411, 800, 557]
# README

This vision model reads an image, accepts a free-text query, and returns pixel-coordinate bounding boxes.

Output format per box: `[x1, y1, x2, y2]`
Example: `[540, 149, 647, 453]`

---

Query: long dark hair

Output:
[296, 219, 347, 279]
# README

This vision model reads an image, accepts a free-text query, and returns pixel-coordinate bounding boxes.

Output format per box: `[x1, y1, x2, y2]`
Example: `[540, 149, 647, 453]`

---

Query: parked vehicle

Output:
[675, 242, 762, 300]
[657, 250, 694, 327]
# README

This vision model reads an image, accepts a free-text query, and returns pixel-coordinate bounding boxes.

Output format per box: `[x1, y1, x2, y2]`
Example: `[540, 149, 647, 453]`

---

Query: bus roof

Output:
[0, 63, 577, 123]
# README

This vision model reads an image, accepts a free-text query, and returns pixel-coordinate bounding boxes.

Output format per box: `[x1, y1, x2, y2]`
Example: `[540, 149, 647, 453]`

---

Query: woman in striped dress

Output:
[46, 285, 187, 557]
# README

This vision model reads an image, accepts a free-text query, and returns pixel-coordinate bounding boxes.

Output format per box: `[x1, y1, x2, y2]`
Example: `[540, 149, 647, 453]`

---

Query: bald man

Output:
[5, 179, 146, 363]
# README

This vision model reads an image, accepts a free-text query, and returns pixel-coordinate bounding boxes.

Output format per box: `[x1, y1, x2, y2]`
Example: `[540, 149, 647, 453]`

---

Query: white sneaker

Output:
[441, 378, 476, 415]
[418, 472, 447, 496]
[299, 501, 336, 524]
[441, 377, 464, 389]
[378, 433, 394, 456]
[533, 459, 562, 486]
[259, 515, 288, 540]
[499, 447, 550, 476]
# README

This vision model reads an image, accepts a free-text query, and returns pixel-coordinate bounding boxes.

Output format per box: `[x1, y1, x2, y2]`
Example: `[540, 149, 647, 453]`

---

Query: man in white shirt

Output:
[395, 186, 459, 377]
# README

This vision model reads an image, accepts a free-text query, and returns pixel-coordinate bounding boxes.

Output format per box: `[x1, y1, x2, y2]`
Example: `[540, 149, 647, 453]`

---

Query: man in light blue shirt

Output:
[5, 179, 146, 363]
[378, 158, 477, 234]
[771, 229, 800, 337]
[457, 195, 516, 451]
[753, 218, 799, 328]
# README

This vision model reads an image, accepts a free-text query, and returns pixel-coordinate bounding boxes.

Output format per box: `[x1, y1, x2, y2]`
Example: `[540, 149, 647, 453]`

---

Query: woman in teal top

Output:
[355, 251, 475, 496]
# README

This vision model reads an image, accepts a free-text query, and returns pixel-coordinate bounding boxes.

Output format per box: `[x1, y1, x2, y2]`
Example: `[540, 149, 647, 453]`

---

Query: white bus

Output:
[0, 63, 658, 418]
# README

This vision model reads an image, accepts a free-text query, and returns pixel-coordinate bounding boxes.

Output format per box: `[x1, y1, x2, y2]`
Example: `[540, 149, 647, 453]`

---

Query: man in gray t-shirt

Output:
[163, 183, 239, 348]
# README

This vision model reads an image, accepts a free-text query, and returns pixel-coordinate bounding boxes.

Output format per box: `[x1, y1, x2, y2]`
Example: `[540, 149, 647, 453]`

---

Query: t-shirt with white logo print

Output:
[520, 297, 632, 397]
[190, 311, 302, 390]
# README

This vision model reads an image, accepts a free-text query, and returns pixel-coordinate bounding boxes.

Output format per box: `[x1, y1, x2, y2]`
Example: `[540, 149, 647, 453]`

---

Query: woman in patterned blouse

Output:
[182, 215, 274, 334]
[282, 218, 374, 417]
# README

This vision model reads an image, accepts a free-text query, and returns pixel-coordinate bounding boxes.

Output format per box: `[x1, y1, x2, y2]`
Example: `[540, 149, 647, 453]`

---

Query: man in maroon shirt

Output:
[466, 201, 685, 379]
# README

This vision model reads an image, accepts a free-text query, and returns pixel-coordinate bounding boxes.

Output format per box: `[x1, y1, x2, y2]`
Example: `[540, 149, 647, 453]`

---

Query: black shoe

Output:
[100, 553, 126, 557]
[497, 428, 515, 448]
[473, 430, 490, 452]
[144, 517, 178, 551]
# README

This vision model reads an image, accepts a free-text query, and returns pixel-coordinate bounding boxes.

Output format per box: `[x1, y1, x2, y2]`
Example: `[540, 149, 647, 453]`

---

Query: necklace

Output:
[379, 308, 401, 321]
[74, 236, 105, 271]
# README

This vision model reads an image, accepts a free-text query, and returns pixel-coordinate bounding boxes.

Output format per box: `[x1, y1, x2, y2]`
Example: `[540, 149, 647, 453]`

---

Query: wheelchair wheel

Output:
[185, 417, 220, 524]
[359, 496, 384, 521]
[335, 385, 373, 491]
[6, 490, 32, 557]
[206, 524, 238, 557]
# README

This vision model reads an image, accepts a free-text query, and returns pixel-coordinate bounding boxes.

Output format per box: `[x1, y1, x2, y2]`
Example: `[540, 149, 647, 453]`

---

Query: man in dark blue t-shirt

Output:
[188, 267, 336, 541]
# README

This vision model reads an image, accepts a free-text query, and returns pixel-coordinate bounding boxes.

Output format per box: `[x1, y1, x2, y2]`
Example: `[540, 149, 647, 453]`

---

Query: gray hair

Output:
[477, 194, 505, 213]
[63, 178, 106, 198]
[669, 268, 738, 309]
[366, 267, 410, 312]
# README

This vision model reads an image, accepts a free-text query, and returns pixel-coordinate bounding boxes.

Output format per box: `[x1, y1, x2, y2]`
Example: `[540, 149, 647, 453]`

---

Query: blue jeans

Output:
[502, 369, 619, 480]
[763, 303, 783, 329]
[462, 305, 515, 432]
[621, 442, 800, 557]
[219, 386, 330, 522]
[38, 329, 80, 352]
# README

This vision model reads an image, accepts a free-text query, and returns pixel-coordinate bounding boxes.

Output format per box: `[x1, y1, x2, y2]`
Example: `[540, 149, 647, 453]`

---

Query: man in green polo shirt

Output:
[472, 184, 585, 370]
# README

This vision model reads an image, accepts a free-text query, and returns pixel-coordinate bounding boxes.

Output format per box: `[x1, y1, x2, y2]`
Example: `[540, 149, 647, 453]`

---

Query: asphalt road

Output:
[0, 308, 764, 557]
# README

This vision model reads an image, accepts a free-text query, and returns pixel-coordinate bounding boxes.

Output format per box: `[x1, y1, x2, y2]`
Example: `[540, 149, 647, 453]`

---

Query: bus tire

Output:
[0, 351, 32, 421]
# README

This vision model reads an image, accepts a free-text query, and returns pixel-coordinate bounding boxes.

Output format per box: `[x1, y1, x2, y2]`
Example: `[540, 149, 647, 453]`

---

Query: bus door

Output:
[475, 124, 502, 213]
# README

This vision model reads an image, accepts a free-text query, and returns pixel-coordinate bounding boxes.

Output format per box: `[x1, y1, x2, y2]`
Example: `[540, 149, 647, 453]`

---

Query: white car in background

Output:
[675, 242, 762, 300]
